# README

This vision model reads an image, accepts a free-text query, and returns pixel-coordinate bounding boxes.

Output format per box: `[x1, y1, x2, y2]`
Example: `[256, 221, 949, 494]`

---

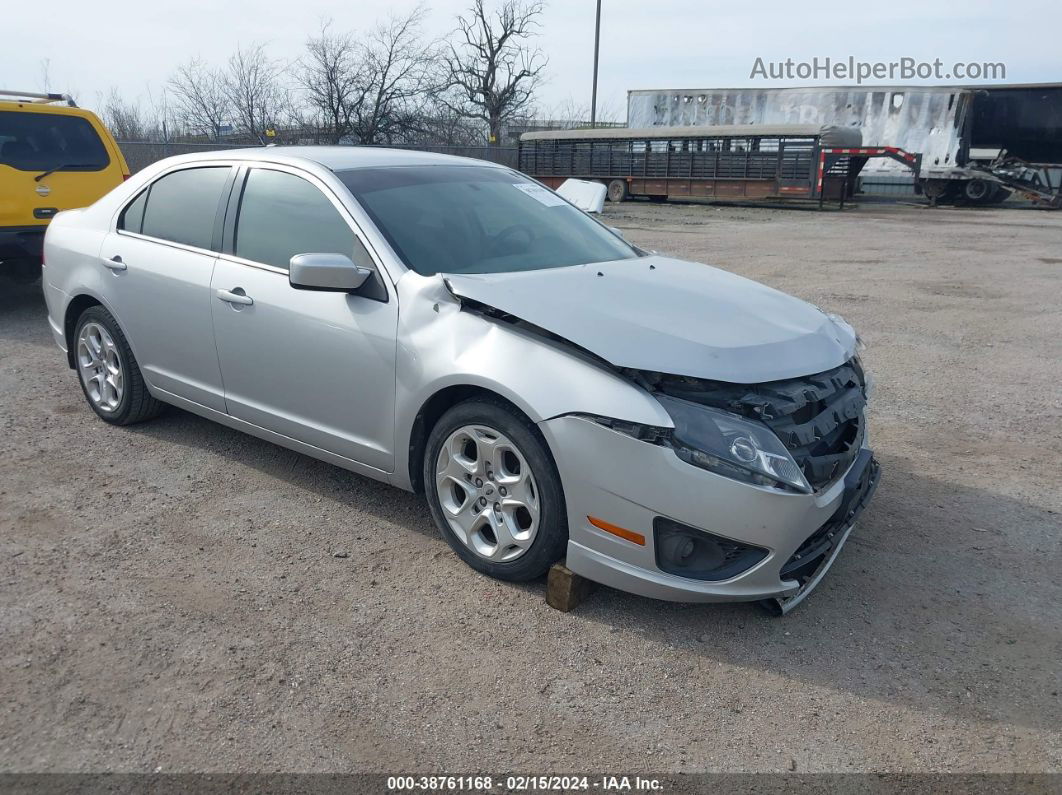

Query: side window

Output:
[140, 166, 230, 250]
[118, 189, 147, 233]
[235, 169, 363, 270]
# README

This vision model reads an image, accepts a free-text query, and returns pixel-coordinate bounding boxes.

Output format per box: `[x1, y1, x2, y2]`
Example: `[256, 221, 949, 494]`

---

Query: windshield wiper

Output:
[35, 163, 94, 182]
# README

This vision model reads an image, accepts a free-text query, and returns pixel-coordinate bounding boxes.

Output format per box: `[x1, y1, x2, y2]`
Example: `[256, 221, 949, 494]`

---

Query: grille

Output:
[655, 360, 867, 491]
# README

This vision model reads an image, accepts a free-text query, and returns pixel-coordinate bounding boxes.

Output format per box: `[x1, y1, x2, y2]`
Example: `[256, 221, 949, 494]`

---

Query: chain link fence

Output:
[117, 141, 519, 174]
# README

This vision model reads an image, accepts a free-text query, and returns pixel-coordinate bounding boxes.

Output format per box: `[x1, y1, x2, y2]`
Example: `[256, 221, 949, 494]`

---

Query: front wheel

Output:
[424, 399, 568, 582]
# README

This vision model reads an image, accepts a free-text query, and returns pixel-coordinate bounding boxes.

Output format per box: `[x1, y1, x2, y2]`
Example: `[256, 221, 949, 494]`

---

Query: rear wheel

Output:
[606, 179, 628, 203]
[963, 179, 994, 204]
[424, 399, 567, 582]
[988, 185, 1012, 204]
[921, 179, 956, 204]
[74, 306, 164, 425]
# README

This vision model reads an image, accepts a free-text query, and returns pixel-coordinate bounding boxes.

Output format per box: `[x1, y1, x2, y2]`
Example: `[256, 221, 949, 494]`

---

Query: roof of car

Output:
[206, 145, 505, 171]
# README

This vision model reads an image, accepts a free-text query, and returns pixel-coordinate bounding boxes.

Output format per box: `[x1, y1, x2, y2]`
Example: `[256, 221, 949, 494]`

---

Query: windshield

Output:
[0, 111, 110, 173]
[338, 165, 638, 275]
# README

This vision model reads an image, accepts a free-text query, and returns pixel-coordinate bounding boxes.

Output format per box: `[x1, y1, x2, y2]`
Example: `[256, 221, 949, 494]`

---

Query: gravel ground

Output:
[1, 201, 1060, 774]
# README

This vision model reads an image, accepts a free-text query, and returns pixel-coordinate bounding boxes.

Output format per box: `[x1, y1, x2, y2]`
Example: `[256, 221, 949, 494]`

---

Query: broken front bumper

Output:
[537, 415, 878, 607]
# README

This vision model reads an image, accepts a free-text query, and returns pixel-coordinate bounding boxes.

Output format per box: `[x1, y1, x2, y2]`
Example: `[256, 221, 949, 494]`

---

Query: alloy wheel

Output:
[434, 424, 540, 562]
[77, 322, 124, 413]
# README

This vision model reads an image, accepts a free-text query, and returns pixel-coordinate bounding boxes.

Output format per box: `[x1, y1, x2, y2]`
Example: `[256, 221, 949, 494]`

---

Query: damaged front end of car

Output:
[619, 360, 880, 612]
[436, 270, 881, 611]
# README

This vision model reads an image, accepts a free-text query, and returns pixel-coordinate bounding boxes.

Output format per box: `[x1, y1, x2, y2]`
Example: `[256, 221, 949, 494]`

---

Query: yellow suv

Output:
[1, 90, 129, 282]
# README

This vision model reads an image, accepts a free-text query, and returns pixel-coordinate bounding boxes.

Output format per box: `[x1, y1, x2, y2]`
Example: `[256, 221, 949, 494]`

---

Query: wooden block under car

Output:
[546, 562, 598, 612]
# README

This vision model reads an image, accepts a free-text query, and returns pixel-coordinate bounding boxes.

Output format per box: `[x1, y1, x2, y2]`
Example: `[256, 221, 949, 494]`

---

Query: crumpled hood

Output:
[443, 255, 857, 383]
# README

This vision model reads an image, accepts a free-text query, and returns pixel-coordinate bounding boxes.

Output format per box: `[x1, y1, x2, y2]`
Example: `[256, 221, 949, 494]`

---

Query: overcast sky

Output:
[5, 0, 1059, 120]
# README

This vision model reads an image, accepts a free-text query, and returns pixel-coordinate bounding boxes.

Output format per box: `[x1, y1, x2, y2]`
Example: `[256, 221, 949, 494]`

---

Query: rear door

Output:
[99, 165, 234, 411]
[210, 165, 398, 471]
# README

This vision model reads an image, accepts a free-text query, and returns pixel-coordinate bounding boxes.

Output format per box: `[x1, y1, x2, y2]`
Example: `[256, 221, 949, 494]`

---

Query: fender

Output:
[391, 272, 673, 490]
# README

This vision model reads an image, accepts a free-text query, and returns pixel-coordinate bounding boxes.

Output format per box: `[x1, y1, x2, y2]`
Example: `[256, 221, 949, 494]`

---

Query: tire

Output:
[424, 398, 567, 582]
[606, 179, 628, 203]
[921, 179, 956, 203]
[74, 305, 164, 425]
[988, 185, 1012, 204]
[963, 179, 992, 204]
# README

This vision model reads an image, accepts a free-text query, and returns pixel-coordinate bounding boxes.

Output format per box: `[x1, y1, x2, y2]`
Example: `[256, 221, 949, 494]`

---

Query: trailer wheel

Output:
[963, 179, 993, 203]
[606, 179, 628, 203]
[921, 179, 956, 204]
[988, 186, 1012, 204]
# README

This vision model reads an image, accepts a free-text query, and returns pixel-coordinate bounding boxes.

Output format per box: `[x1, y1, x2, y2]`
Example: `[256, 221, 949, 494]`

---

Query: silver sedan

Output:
[42, 147, 878, 613]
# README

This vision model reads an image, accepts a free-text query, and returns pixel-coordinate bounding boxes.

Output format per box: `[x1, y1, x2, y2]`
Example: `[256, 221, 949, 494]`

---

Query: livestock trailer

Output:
[519, 124, 918, 204]
[627, 83, 1062, 206]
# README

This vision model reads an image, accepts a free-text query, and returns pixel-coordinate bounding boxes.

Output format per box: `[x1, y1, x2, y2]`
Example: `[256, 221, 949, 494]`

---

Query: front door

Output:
[209, 166, 398, 472]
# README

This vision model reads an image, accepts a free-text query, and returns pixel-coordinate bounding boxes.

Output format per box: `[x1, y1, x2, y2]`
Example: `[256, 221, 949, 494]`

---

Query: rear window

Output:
[140, 167, 230, 251]
[0, 110, 110, 172]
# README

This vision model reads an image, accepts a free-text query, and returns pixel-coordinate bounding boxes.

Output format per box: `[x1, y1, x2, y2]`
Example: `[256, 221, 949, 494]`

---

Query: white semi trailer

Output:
[627, 83, 1062, 206]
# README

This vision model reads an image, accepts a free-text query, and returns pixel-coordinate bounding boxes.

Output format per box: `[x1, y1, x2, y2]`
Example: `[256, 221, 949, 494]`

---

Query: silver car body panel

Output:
[42, 146, 874, 605]
[389, 270, 674, 491]
[210, 255, 399, 471]
[443, 257, 858, 383]
[99, 228, 227, 411]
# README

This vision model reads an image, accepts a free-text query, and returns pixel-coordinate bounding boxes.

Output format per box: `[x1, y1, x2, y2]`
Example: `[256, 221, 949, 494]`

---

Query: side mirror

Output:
[289, 253, 373, 292]
[607, 226, 625, 240]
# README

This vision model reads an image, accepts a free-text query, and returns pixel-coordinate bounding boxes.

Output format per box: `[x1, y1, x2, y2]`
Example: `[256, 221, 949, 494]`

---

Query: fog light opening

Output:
[653, 518, 768, 581]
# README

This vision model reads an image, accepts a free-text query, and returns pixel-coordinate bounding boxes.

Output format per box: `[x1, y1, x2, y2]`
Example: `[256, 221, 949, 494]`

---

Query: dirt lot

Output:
[1, 201, 1060, 775]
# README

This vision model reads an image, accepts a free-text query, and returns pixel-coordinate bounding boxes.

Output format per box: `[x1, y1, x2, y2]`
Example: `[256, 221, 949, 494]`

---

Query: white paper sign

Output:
[512, 182, 567, 207]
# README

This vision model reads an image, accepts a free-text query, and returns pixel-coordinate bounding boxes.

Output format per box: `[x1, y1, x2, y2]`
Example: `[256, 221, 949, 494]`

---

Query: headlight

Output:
[655, 395, 811, 494]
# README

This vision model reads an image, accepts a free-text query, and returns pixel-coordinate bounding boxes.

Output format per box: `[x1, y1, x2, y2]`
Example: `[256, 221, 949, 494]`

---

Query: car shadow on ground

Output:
[0, 279, 53, 348]
[125, 396, 1062, 736]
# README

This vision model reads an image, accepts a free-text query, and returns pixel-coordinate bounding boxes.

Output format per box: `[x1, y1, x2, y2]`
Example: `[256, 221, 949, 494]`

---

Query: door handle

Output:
[216, 288, 254, 306]
[102, 255, 127, 271]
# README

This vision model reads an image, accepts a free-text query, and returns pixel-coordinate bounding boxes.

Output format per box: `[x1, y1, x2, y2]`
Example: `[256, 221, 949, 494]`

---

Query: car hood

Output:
[442, 255, 857, 383]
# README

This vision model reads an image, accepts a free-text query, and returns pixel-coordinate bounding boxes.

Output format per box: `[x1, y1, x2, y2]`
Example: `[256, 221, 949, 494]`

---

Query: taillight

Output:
[122, 174, 131, 181]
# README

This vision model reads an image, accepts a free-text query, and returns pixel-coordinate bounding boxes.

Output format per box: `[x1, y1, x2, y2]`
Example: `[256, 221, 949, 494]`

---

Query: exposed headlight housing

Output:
[655, 395, 812, 494]
[579, 395, 812, 494]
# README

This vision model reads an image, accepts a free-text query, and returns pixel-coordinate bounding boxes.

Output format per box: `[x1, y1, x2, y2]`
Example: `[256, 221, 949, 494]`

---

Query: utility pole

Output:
[590, 0, 601, 127]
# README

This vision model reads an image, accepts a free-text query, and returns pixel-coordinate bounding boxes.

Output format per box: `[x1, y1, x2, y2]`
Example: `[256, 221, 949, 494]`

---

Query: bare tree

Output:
[168, 58, 231, 141]
[223, 44, 285, 143]
[100, 88, 147, 141]
[145, 85, 176, 141]
[350, 7, 438, 144]
[443, 0, 546, 146]
[537, 95, 622, 129]
[298, 22, 361, 144]
[413, 105, 485, 146]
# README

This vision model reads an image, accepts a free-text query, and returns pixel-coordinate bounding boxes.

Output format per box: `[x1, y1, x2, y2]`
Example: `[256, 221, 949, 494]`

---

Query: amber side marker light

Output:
[587, 516, 645, 546]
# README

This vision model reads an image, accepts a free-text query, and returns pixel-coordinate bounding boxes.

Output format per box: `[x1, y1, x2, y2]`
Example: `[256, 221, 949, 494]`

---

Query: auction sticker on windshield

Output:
[513, 182, 567, 206]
